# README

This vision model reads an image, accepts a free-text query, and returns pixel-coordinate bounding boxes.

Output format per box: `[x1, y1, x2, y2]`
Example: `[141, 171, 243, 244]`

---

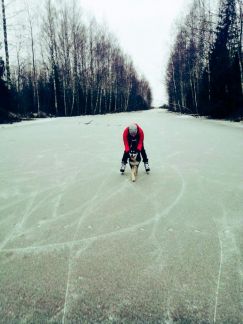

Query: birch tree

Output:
[25, 0, 40, 114]
[1, 0, 11, 87]
[43, 0, 59, 115]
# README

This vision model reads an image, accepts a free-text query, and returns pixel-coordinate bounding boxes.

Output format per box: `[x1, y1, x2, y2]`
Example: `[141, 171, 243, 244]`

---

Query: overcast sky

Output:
[79, 0, 190, 106]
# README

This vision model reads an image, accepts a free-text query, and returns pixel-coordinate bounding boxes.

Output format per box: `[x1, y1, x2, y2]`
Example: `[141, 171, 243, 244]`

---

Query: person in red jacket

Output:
[120, 123, 150, 173]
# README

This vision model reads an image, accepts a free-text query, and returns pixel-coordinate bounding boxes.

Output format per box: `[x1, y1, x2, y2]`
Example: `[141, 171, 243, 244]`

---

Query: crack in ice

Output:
[212, 216, 223, 323]
[61, 175, 128, 323]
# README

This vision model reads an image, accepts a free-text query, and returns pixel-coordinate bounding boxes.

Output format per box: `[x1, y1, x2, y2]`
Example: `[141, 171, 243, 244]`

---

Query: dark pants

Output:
[122, 146, 148, 164]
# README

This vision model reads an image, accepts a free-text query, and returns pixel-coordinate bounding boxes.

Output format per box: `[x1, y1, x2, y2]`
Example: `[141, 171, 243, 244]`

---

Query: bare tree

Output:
[1, 0, 11, 87]
[236, 0, 243, 93]
[43, 0, 59, 115]
[1, 0, 152, 119]
[24, 0, 40, 114]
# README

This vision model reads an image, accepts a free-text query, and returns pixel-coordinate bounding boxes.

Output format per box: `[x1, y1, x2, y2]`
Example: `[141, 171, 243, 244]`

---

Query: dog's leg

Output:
[131, 166, 136, 182]
[134, 165, 138, 176]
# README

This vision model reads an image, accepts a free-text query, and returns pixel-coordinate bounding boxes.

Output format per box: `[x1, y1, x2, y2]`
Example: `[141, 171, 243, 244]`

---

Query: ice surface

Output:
[0, 109, 242, 322]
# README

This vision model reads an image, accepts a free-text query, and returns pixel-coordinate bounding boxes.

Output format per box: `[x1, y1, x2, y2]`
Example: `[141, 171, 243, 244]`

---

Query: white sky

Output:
[79, 0, 190, 106]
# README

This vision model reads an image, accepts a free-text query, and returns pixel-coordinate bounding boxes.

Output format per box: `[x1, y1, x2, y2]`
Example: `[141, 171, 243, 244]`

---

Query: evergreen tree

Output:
[208, 0, 241, 118]
[166, 0, 242, 120]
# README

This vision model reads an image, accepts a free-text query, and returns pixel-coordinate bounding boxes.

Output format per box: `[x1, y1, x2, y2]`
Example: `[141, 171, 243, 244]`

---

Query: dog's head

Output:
[129, 151, 140, 166]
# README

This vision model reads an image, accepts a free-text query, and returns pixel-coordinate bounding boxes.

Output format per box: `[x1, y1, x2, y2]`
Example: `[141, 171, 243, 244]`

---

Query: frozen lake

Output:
[0, 109, 242, 323]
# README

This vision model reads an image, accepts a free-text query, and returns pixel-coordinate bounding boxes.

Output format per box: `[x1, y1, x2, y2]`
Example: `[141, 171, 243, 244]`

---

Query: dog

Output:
[129, 150, 141, 182]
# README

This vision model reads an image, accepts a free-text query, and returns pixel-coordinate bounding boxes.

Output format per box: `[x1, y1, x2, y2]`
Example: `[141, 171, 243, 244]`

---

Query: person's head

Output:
[128, 123, 138, 137]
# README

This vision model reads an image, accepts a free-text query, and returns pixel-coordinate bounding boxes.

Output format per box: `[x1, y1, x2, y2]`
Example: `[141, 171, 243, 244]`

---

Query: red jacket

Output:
[123, 123, 144, 153]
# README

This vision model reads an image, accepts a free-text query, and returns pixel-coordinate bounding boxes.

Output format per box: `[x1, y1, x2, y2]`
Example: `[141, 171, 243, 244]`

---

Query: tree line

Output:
[166, 0, 243, 120]
[0, 0, 152, 123]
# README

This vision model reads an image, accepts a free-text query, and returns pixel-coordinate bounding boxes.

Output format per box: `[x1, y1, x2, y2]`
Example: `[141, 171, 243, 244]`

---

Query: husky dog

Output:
[129, 150, 141, 182]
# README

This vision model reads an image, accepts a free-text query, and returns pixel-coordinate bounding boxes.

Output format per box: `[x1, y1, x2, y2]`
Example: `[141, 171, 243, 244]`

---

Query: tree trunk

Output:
[238, 0, 243, 93]
[62, 75, 67, 116]
[171, 58, 179, 112]
[27, 6, 40, 114]
[1, 0, 11, 88]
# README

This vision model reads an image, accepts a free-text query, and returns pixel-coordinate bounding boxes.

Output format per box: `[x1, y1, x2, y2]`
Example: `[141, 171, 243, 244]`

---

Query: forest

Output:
[166, 0, 243, 120]
[0, 0, 152, 123]
[1, 0, 242, 124]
